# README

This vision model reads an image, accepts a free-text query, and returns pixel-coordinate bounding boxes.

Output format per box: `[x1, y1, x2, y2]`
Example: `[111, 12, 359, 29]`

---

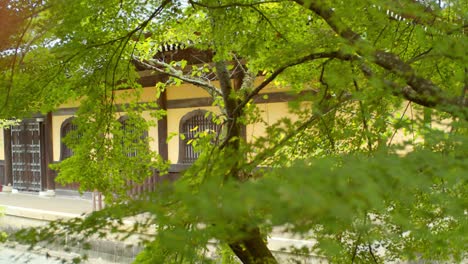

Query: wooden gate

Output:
[10, 121, 42, 191]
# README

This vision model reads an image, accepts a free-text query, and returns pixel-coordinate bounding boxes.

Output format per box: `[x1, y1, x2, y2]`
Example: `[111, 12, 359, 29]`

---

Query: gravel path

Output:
[0, 245, 118, 264]
[0, 192, 93, 215]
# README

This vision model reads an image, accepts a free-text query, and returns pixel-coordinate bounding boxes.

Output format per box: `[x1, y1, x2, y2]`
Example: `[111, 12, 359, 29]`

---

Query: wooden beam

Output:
[138, 74, 168, 87]
[52, 91, 317, 116]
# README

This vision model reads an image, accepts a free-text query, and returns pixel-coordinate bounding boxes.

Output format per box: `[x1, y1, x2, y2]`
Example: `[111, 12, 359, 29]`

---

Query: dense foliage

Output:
[1, 0, 467, 263]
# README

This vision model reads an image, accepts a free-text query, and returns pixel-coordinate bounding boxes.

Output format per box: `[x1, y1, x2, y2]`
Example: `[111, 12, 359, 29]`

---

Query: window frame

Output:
[60, 117, 77, 161]
[118, 115, 148, 158]
[178, 109, 219, 164]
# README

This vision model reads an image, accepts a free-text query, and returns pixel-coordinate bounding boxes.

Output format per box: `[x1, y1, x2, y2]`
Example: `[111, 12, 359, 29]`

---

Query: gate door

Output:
[11, 121, 42, 191]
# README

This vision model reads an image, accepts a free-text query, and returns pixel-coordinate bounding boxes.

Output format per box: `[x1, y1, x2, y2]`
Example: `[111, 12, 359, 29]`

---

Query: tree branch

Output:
[216, 61, 235, 117]
[294, 0, 467, 118]
[216, 61, 242, 151]
[359, 63, 467, 118]
[234, 51, 356, 115]
[133, 57, 222, 98]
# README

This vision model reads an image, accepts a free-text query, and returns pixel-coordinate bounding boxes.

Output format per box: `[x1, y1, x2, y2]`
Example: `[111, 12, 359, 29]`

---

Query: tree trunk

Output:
[229, 228, 278, 264]
[215, 61, 278, 264]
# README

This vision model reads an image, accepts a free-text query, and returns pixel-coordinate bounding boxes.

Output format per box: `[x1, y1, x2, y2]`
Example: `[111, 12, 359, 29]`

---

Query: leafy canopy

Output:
[1, 0, 467, 263]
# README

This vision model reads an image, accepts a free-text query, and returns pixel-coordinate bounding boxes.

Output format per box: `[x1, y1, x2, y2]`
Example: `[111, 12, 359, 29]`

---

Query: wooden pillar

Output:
[38, 117, 47, 191]
[157, 89, 169, 161]
[3, 128, 12, 186]
[45, 112, 55, 190]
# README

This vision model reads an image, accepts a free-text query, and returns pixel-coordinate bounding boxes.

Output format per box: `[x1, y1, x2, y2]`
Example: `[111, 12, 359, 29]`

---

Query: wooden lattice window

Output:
[60, 117, 78, 160]
[119, 116, 148, 158]
[179, 110, 219, 164]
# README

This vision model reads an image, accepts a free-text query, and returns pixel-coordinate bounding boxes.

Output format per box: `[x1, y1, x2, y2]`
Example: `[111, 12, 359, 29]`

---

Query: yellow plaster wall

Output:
[0, 129, 4, 160]
[386, 103, 453, 155]
[58, 87, 158, 109]
[166, 83, 211, 100]
[52, 114, 74, 161]
[59, 99, 81, 108]
[246, 102, 296, 143]
[57, 84, 210, 109]
[113, 87, 159, 104]
[254, 77, 291, 94]
[164, 79, 287, 100]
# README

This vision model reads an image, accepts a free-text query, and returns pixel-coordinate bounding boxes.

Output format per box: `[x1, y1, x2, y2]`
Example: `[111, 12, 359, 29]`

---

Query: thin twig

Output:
[351, 233, 362, 263]
[353, 79, 372, 152]
[406, 47, 433, 64]
[189, 0, 285, 9]
[373, 24, 388, 46]
[388, 101, 411, 146]
[368, 243, 379, 263]
[251, 6, 287, 41]
[246, 98, 350, 168]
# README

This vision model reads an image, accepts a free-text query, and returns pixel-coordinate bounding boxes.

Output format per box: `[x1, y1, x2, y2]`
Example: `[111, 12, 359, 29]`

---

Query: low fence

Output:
[1, 160, 186, 199]
[127, 166, 182, 197]
[53, 164, 187, 197]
